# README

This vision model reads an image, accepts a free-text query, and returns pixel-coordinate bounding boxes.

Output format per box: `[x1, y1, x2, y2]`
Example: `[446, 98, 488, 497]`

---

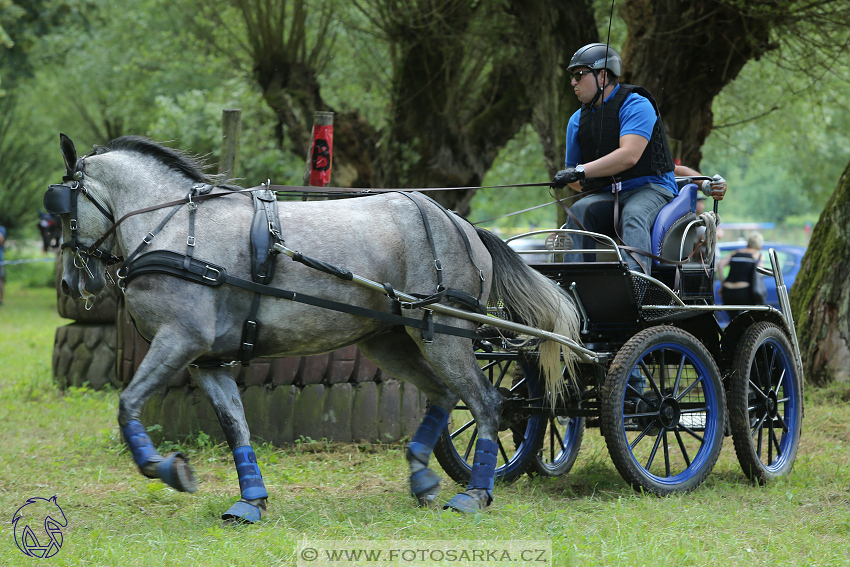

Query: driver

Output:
[552, 43, 726, 275]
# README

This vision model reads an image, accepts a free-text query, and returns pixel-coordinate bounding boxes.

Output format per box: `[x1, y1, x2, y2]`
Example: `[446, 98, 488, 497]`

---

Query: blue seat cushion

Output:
[651, 183, 698, 263]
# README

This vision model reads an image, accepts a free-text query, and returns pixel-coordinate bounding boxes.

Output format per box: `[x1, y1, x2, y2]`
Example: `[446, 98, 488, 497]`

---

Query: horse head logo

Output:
[12, 496, 68, 559]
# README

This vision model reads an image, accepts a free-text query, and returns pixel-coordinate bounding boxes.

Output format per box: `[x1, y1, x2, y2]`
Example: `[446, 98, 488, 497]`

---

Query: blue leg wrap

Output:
[467, 438, 498, 495]
[156, 452, 197, 493]
[121, 420, 162, 470]
[222, 500, 264, 524]
[233, 446, 268, 501]
[444, 438, 498, 513]
[408, 405, 450, 465]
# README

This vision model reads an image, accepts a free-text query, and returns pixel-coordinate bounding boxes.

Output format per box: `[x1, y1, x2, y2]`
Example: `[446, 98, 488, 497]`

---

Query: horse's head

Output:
[45, 134, 121, 303]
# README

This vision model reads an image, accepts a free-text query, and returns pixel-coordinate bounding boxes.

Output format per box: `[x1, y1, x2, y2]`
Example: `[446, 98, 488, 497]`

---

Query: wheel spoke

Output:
[774, 367, 786, 396]
[659, 350, 667, 392]
[497, 436, 510, 464]
[640, 360, 662, 399]
[462, 427, 478, 460]
[674, 429, 692, 467]
[755, 421, 764, 458]
[678, 423, 704, 443]
[450, 417, 476, 439]
[644, 430, 664, 471]
[675, 375, 701, 402]
[493, 361, 511, 389]
[774, 413, 789, 434]
[509, 376, 527, 394]
[750, 413, 768, 439]
[748, 378, 769, 400]
[626, 383, 659, 407]
[551, 418, 565, 449]
[629, 421, 657, 450]
[767, 347, 778, 389]
[672, 356, 686, 397]
[757, 344, 771, 392]
[548, 419, 557, 462]
[662, 431, 671, 477]
[767, 419, 774, 464]
[769, 421, 783, 463]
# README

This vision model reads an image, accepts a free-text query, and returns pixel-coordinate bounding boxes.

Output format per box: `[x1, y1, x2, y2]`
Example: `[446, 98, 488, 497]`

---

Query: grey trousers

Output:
[562, 183, 673, 274]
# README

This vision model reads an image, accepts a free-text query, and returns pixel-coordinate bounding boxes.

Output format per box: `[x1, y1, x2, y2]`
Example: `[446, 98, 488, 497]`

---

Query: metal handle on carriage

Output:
[272, 243, 599, 363]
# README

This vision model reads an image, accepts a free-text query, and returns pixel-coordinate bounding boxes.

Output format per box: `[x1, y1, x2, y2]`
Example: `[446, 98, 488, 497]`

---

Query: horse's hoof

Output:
[157, 452, 197, 493]
[222, 500, 264, 524]
[443, 491, 490, 514]
[410, 468, 441, 507]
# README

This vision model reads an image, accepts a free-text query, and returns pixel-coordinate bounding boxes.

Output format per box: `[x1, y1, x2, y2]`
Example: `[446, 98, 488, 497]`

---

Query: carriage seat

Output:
[650, 183, 700, 266]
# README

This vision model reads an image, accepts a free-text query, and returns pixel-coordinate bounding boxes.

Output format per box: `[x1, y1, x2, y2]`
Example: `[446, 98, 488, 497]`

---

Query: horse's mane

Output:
[93, 136, 216, 183]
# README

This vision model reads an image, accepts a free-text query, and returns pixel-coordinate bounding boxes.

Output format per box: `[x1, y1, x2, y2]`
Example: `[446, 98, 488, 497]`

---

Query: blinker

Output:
[44, 183, 74, 215]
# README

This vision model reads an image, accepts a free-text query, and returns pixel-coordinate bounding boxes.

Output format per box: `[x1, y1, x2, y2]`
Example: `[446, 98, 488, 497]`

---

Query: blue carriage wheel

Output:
[600, 326, 726, 496]
[729, 322, 803, 483]
[432, 352, 545, 485]
[528, 414, 585, 478]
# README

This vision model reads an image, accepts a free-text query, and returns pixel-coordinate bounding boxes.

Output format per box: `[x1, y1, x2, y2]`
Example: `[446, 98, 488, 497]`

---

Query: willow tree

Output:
[790, 163, 850, 385]
[184, 0, 598, 214]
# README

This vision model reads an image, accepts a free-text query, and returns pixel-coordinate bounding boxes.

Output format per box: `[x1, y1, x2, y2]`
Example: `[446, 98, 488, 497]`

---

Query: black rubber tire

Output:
[728, 322, 803, 484]
[528, 414, 585, 478]
[433, 352, 545, 485]
[601, 326, 726, 496]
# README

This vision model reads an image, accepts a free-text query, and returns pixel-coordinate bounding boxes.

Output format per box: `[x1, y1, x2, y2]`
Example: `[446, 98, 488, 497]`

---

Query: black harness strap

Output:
[393, 192, 487, 320]
[239, 188, 285, 365]
[121, 250, 482, 342]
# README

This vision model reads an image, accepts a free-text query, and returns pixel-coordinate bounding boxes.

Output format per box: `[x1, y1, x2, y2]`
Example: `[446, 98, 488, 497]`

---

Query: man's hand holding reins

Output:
[552, 167, 585, 188]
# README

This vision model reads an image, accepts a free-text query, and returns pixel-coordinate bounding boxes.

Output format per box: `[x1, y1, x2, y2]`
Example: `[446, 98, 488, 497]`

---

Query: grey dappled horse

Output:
[47, 135, 580, 521]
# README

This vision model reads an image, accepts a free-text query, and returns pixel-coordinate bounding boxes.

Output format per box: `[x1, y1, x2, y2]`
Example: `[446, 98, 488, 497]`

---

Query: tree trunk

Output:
[790, 160, 850, 385]
[620, 0, 776, 168]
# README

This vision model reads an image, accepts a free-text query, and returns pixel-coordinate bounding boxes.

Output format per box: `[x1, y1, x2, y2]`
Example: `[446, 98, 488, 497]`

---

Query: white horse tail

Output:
[475, 227, 581, 401]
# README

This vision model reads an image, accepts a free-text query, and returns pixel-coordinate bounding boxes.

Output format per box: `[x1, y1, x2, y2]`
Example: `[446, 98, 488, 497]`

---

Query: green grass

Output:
[1, 282, 850, 566]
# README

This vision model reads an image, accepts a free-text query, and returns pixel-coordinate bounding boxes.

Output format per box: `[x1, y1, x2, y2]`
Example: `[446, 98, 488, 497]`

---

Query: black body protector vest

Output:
[578, 84, 676, 191]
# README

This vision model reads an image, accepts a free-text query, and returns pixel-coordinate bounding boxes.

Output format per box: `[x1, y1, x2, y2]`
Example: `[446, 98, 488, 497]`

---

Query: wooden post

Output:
[220, 109, 242, 178]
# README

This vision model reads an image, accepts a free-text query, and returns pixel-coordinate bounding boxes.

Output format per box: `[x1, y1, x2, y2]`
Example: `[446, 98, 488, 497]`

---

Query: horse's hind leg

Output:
[419, 334, 503, 514]
[191, 366, 268, 523]
[361, 331, 503, 512]
[358, 333, 459, 507]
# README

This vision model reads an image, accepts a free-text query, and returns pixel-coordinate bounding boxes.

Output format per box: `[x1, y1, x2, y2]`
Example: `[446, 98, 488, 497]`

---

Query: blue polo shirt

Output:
[565, 84, 678, 196]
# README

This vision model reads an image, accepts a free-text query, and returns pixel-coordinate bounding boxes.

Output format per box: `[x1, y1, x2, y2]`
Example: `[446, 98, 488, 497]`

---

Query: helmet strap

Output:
[589, 70, 606, 108]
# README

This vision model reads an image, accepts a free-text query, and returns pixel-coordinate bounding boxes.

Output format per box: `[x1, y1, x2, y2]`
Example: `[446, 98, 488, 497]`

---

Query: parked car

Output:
[713, 241, 807, 327]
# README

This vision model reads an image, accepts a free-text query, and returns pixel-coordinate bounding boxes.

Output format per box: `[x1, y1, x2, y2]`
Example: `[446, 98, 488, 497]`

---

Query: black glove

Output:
[552, 167, 585, 188]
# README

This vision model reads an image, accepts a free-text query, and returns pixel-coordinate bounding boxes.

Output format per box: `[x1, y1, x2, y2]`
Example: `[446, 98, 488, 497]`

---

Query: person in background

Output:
[718, 231, 764, 305]
[0, 225, 6, 305]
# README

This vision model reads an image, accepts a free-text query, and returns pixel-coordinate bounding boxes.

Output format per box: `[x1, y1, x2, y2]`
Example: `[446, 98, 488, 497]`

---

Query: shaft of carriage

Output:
[272, 242, 601, 364]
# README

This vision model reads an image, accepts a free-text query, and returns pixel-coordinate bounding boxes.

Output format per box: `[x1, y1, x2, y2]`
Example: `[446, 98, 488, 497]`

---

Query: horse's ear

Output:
[59, 133, 77, 178]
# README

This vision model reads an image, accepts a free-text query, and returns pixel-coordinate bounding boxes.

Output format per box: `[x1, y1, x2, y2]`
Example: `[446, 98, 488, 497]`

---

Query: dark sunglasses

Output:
[570, 69, 594, 82]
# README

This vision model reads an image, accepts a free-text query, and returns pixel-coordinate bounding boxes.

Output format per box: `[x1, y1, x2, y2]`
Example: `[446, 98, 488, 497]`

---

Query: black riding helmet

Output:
[568, 43, 622, 107]
[567, 43, 623, 76]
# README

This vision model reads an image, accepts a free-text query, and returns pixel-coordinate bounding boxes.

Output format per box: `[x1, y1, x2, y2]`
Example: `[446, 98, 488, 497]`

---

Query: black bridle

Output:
[44, 171, 124, 266]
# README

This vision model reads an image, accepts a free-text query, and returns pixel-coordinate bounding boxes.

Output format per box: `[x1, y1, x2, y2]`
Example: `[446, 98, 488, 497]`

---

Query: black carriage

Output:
[434, 178, 804, 495]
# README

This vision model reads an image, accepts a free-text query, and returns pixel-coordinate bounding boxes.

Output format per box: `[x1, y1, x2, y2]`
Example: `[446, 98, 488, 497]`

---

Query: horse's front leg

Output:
[191, 366, 268, 524]
[118, 331, 205, 493]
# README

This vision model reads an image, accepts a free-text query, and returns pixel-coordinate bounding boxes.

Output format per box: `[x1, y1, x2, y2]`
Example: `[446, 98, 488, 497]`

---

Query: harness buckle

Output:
[187, 235, 196, 247]
[434, 260, 443, 273]
[143, 232, 155, 244]
[202, 265, 221, 282]
[187, 192, 198, 211]
[70, 219, 78, 231]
